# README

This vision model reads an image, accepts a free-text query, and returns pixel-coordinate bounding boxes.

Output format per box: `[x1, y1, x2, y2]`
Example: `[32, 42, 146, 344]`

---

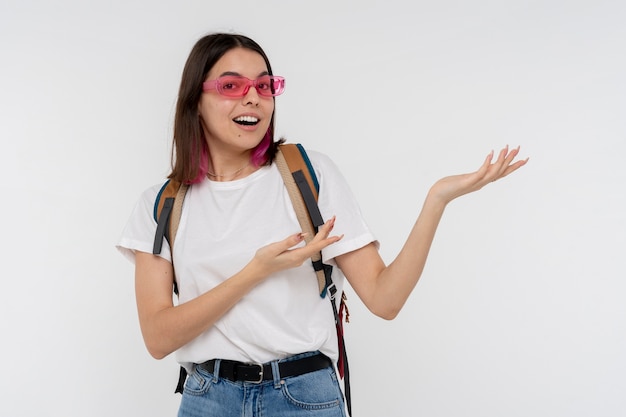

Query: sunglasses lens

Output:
[270, 77, 285, 96]
[217, 76, 248, 97]
[255, 76, 272, 96]
[254, 76, 283, 97]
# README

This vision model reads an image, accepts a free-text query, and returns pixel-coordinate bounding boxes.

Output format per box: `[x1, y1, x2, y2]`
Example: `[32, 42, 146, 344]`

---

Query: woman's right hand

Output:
[250, 216, 343, 277]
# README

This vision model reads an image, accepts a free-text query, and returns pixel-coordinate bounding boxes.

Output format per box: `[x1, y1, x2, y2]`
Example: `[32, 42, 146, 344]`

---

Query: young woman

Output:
[117, 32, 527, 417]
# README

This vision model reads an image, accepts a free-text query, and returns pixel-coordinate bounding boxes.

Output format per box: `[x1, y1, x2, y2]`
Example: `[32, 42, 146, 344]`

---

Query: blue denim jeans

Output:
[178, 352, 346, 417]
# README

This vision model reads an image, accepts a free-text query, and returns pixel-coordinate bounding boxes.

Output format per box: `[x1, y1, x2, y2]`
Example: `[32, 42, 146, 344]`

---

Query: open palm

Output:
[430, 146, 528, 204]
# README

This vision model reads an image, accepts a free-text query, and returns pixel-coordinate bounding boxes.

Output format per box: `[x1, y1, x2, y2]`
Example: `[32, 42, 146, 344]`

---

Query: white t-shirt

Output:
[117, 149, 376, 370]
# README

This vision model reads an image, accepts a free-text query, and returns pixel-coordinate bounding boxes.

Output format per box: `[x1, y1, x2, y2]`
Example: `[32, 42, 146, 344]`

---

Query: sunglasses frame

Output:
[202, 75, 285, 98]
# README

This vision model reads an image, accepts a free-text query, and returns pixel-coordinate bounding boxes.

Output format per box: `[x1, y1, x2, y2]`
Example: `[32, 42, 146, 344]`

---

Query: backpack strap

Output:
[279, 143, 319, 198]
[276, 144, 327, 296]
[152, 179, 190, 395]
[276, 143, 352, 416]
[153, 179, 188, 257]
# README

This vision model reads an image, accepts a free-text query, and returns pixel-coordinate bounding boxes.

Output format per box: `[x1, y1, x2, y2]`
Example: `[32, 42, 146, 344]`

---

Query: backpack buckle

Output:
[327, 283, 337, 300]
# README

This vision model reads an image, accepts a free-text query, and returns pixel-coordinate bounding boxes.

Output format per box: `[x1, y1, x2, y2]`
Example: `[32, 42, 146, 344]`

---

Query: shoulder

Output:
[294, 146, 339, 173]
[299, 148, 345, 183]
[141, 181, 172, 201]
[133, 181, 174, 218]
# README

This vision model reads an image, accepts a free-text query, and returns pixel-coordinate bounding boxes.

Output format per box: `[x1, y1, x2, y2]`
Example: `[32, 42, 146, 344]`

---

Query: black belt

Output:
[197, 353, 332, 383]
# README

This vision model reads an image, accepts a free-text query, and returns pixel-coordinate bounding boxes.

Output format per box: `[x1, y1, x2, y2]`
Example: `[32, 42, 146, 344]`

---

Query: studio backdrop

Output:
[1, 1, 624, 416]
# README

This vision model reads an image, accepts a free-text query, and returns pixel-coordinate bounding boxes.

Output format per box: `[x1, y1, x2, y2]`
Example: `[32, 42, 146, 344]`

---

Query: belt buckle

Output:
[248, 363, 264, 383]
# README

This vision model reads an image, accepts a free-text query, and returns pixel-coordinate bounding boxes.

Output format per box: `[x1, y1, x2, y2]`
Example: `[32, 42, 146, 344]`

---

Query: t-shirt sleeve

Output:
[116, 183, 172, 265]
[307, 150, 378, 262]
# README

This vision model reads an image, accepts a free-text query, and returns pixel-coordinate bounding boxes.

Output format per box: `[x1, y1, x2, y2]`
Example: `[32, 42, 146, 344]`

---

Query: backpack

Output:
[152, 143, 352, 415]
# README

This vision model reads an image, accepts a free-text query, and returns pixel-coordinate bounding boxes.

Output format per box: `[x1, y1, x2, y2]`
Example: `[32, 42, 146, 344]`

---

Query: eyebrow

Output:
[218, 70, 270, 78]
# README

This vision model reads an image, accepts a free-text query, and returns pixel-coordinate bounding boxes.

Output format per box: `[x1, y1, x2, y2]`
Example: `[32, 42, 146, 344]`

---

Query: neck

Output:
[206, 160, 251, 181]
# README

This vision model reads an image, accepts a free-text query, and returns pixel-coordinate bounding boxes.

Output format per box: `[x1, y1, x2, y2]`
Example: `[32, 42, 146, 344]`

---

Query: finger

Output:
[484, 145, 514, 183]
[499, 156, 529, 178]
[491, 145, 510, 173]
[483, 150, 495, 168]
[306, 217, 344, 250]
[503, 145, 519, 164]
[472, 148, 502, 185]
[277, 232, 307, 251]
[310, 216, 337, 242]
[284, 230, 342, 263]
[303, 234, 344, 256]
[474, 150, 495, 180]
[495, 146, 525, 177]
[497, 145, 509, 162]
[498, 145, 521, 175]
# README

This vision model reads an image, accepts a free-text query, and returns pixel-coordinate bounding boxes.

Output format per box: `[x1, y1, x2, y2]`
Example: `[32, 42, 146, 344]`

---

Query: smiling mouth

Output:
[233, 116, 259, 126]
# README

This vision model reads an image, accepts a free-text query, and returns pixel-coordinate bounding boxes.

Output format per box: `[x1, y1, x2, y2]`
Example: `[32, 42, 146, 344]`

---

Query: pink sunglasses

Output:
[203, 75, 285, 98]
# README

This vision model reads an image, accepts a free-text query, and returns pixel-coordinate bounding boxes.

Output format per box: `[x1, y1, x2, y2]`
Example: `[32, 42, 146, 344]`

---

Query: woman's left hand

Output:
[429, 145, 528, 205]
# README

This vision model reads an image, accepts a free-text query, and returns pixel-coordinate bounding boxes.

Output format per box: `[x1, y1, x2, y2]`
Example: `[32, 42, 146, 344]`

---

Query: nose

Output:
[242, 83, 260, 106]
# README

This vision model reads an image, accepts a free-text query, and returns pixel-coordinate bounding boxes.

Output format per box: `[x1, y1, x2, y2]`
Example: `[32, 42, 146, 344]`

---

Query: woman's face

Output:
[198, 47, 274, 158]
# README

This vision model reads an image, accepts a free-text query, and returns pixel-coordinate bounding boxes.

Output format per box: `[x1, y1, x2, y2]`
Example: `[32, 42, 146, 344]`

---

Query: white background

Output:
[1, 0, 624, 416]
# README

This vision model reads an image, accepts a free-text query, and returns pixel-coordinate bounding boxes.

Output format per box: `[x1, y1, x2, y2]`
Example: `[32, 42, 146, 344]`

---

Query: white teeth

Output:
[234, 116, 259, 123]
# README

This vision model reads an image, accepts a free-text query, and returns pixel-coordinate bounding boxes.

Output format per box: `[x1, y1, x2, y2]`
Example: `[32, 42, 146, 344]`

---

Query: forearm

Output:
[341, 147, 527, 320]
[138, 259, 267, 359]
[373, 192, 447, 318]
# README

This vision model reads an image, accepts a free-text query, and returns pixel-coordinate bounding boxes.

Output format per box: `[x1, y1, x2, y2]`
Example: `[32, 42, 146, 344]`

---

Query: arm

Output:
[135, 218, 343, 359]
[337, 146, 528, 320]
